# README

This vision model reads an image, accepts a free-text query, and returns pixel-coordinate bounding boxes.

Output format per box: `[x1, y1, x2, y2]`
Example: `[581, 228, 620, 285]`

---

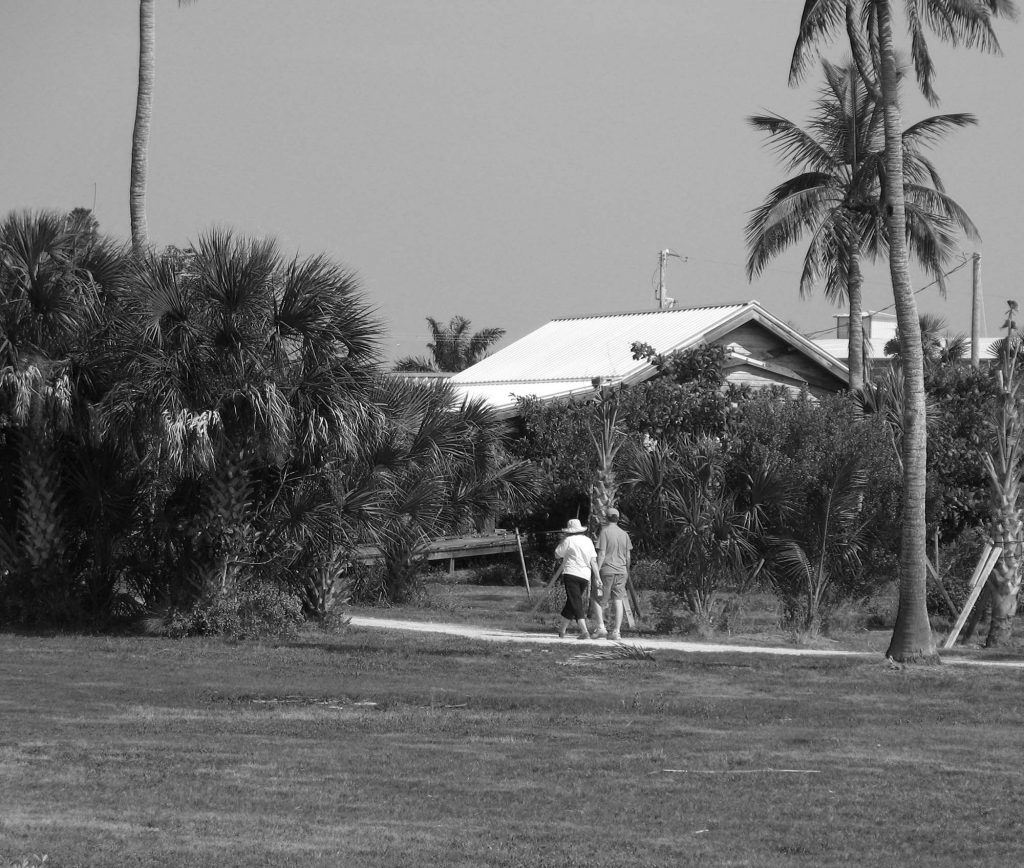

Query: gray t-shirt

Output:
[597, 523, 632, 575]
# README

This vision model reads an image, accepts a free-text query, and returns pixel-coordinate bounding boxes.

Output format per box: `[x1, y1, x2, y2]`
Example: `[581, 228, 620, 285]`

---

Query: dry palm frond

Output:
[563, 642, 656, 666]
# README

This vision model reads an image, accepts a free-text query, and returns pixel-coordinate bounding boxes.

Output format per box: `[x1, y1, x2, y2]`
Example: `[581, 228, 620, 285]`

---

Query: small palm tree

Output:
[747, 59, 978, 390]
[980, 301, 1024, 646]
[340, 377, 537, 602]
[884, 313, 968, 369]
[394, 315, 505, 373]
[768, 459, 872, 635]
[621, 434, 789, 626]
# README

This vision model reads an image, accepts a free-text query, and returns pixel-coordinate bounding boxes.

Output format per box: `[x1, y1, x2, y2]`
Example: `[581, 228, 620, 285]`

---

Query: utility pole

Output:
[972, 252, 982, 369]
[656, 249, 684, 309]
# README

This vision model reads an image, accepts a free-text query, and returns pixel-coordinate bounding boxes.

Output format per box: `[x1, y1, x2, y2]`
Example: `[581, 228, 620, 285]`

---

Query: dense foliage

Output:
[0, 210, 534, 629]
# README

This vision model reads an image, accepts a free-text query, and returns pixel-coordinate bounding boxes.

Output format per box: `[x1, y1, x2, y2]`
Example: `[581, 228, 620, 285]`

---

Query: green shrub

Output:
[628, 558, 671, 591]
[347, 561, 390, 605]
[165, 582, 303, 639]
[475, 560, 523, 586]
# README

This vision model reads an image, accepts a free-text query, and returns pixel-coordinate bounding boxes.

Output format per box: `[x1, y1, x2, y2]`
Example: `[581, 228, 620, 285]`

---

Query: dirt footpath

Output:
[348, 615, 1024, 669]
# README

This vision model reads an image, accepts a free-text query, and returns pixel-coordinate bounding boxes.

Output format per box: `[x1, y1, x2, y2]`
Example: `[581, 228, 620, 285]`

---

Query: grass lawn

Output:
[3, 583, 1024, 867]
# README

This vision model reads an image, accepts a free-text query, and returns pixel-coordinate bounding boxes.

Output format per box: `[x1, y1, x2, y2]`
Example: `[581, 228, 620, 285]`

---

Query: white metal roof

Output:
[451, 301, 848, 414]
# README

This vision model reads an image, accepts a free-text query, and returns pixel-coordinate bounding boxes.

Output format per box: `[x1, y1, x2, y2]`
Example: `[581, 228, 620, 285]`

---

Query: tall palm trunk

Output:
[877, 2, 938, 663]
[130, 0, 155, 252]
[847, 240, 865, 391]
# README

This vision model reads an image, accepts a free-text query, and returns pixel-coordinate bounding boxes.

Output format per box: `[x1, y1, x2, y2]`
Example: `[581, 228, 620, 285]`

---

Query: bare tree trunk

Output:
[847, 245, 865, 391]
[877, 2, 938, 664]
[130, 0, 155, 252]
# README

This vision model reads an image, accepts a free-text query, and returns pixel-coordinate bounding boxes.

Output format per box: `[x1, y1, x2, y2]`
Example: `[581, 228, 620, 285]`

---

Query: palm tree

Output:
[394, 315, 505, 373]
[884, 313, 969, 369]
[790, 0, 1017, 663]
[0, 210, 131, 622]
[747, 59, 978, 391]
[340, 377, 537, 602]
[102, 229, 382, 604]
[769, 459, 872, 634]
[979, 302, 1024, 646]
[619, 434, 789, 626]
[131, 1, 195, 251]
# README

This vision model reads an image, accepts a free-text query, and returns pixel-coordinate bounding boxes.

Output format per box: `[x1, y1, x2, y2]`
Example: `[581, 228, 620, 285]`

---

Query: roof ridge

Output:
[551, 301, 750, 322]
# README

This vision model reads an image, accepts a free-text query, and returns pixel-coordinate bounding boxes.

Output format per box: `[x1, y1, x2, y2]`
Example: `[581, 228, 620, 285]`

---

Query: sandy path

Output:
[349, 615, 1024, 669]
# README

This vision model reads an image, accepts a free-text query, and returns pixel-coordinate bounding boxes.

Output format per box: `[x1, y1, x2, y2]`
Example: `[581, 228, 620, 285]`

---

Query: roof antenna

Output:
[657, 249, 686, 309]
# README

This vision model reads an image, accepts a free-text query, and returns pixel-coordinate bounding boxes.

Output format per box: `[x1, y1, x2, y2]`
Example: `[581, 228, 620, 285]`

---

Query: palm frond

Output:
[563, 642, 656, 665]
[789, 0, 847, 85]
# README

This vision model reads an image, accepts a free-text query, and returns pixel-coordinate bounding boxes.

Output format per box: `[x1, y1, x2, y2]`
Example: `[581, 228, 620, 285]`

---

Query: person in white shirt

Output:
[550, 518, 606, 639]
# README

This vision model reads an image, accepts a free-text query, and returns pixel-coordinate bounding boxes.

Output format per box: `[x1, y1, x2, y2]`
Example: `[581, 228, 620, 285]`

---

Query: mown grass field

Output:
[3, 583, 1024, 867]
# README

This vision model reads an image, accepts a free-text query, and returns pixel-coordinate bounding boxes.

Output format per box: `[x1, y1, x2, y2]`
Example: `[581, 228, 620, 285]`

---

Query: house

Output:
[448, 301, 850, 417]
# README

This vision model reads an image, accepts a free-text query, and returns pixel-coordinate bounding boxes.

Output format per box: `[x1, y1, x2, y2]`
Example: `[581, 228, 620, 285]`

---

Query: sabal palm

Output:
[131, 0, 195, 251]
[884, 312, 968, 368]
[103, 229, 381, 601]
[747, 59, 978, 390]
[394, 315, 505, 373]
[0, 210, 130, 619]
[790, 0, 1017, 663]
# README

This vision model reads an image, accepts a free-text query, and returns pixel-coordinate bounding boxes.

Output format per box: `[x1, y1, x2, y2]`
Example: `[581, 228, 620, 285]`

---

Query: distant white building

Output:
[813, 311, 1001, 365]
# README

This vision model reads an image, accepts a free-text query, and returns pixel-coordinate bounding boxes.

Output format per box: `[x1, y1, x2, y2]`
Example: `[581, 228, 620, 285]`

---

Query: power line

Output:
[800, 257, 975, 339]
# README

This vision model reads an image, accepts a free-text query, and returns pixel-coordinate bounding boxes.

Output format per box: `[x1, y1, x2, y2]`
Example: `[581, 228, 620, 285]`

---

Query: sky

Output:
[4, 1, 1024, 361]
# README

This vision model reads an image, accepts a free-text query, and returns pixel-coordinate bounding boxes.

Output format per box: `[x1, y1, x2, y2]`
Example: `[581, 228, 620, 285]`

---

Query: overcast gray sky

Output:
[4, 1, 1022, 360]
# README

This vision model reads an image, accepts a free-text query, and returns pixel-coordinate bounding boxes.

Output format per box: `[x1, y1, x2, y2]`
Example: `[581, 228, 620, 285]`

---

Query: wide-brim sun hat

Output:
[562, 518, 586, 533]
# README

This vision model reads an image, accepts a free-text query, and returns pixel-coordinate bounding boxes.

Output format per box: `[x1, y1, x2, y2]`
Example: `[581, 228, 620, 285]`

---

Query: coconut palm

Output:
[394, 315, 505, 373]
[790, 0, 1017, 663]
[747, 59, 978, 391]
[131, 1, 195, 251]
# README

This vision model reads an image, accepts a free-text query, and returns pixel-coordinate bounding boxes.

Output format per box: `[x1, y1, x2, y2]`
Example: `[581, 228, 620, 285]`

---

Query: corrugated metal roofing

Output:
[450, 303, 749, 387]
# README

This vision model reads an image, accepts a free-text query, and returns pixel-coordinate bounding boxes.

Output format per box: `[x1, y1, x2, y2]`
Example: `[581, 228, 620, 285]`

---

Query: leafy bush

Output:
[627, 558, 671, 591]
[731, 392, 901, 630]
[165, 582, 304, 639]
[347, 561, 391, 605]
[475, 561, 523, 586]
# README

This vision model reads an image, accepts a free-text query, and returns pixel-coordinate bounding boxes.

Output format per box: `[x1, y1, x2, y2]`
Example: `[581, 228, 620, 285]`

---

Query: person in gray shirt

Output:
[596, 508, 632, 640]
